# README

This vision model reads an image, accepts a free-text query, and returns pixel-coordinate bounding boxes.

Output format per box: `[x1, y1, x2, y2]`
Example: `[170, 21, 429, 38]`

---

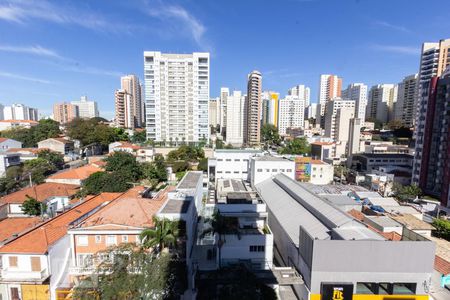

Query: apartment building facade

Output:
[342, 83, 367, 123]
[366, 84, 397, 123]
[225, 91, 245, 146]
[395, 74, 418, 127]
[318, 74, 342, 119]
[144, 51, 209, 143]
[120, 75, 144, 127]
[244, 71, 262, 146]
[53, 103, 79, 124]
[71, 96, 99, 119]
[278, 95, 305, 135]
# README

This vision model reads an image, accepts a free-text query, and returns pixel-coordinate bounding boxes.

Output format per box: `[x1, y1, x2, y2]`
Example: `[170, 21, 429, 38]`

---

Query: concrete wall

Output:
[250, 159, 295, 187]
[0, 139, 22, 150]
[310, 240, 435, 294]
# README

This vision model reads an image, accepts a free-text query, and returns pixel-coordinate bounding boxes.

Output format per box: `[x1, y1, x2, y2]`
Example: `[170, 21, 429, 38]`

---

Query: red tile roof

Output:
[42, 138, 73, 144]
[7, 148, 48, 154]
[47, 164, 103, 180]
[0, 120, 38, 124]
[77, 186, 173, 229]
[0, 183, 79, 204]
[435, 255, 450, 275]
[311, 142, 334, 146]
[113, 142, 141, 151]
[0, 217, 42, 244]
[0, 192, 122, 254]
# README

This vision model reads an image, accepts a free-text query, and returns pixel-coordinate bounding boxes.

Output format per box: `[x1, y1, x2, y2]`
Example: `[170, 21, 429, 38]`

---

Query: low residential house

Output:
[37, 138, 74, 155]
[0, 182, 79, 218]
[0, 192, 121, 300]
[0, 138, 22, 151]
[45, 163, 103, 185]
[0, 120, 38, 131]
[108, 141, 154, 162]
[0, 153, 21, 177]
[6, 148, 45, 162]
[68, 186, 172, 281]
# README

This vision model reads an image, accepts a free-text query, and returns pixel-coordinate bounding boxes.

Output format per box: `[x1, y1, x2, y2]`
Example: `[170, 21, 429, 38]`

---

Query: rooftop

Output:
[160, 198, 191, 214]
[252, 155, 291, 162]
[355, 153, 413, 159]
[299, 182, 369, 195]
[0, 192, 122, 254]
[0, 217, 42, 244]
[364, 215, 403, 228]
[47, 164, 103, 181]
[214, 149, 262, 153]
[0, 183, 79, 204]
[40, 137, 73, 144]
[390, 214, 434, 230]
[74, 186, 173, 229]
[177, 171, 202, 190]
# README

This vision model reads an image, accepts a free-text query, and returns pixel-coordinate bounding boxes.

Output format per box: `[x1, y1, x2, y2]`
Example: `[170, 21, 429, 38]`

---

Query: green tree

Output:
[73, 244, 185, 300]
[393, 183, 422, 202]
[104, 152, 142, 181]
[37, 149, 64, 170]
[21, 196, 46, 216]
[167, 145, 204, 162]
[66, 118, 127, 148]
[82, 171, 132, 195]
[433, 218, 450, 241]
[0, 119, 61, 147]
[0, 166, 25, 194]
[278, 137, 311, 155]
[215, 139, 225, 149]
[387, 119, 403, 130]
[140, 217, 179, 252]
[23, 158, 55, 184]
[142, 154, 167, 182]
[197, 158, 208, 172]
[261, 124, 280, 149]
[131, 130, 146, 143]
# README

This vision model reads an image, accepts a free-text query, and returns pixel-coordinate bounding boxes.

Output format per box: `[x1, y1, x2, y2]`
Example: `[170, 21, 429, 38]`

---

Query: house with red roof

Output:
[37, 138, 74, 155]
[45, 163, 104, 185]
[0, 192, 122, 300]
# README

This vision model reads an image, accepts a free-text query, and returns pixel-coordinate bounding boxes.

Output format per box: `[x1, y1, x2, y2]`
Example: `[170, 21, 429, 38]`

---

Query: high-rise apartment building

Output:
[413, 39, 450, 185]
[414, 67, 450, 207]
[209, 97, 219, 130]
[219, 87, 229, 134]
[120, 75, 143, 128]
[71, 96, 99, 119]
[3, 104, 39, 121]
[324, 98, 356, 140]
[366, 84, 397, 123]
[318, 74, 342, 118]
[143, 51, 210, 143]
[114, 90, 133, 128]
[288, 84, 311, 107]
[225, 91, 245, 146]
[278, 95, 305, 135]
[394, 74, 418, 127]
[53, 102, 79, 124]
[342, 83, 367, 123]
[305, 103, 319, 121]
[244, 71, 262, 146]
[261, 91, 279, 127]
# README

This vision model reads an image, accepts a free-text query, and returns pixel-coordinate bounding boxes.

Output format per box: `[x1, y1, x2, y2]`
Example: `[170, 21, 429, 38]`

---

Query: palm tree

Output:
[140, 217, 179, 252]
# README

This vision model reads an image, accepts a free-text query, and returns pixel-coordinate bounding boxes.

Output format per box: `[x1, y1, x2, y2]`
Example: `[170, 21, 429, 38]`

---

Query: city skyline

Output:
[1, 0, 449, 118]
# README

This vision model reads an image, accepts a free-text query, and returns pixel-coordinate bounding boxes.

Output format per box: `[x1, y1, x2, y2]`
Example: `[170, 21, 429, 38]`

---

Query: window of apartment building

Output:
[392, 283, 416, 295]
[287, 169, 292, 172]
[265, 169, 270, 172]
[8, 256, 18, 268]
[122, 235, 129, 243]
[77, 254, 93, 267]
[356, 282, 378, 294]
[272, 169, 277, 172]
[225, 159, 232, 161]
[233, 171, 239, 174]
[225, 171, 231, 174]
[249, 245, 265, 252]
[280, 169, 285, 172]
[95, 235, 102, 243]
[234, 159, 240, 161]
[217, 171, 223, 173]
[106, 235, 117, 246]
[217, 159, 223, 161]
[313, 167, 317, 171]
[77, 235, 88, 246]
[257, 169, 262, 172]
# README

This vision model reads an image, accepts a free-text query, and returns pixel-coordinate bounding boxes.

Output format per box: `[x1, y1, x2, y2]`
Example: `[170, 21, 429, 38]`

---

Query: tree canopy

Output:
[21, 196, 46, 216]
[167, 145, 204, 162]
[278, 137, 311, 155]
[66, 118, 129, 148]
[393, 183, 422, 202]
[0, 119, 61, 147]
[104, 151, 142, 182]
[261, 124, 280, 149]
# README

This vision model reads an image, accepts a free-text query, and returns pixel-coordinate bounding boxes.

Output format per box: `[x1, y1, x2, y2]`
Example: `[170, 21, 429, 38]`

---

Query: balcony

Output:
[69, 265, 95, 276]
[1, 268, 49, 282]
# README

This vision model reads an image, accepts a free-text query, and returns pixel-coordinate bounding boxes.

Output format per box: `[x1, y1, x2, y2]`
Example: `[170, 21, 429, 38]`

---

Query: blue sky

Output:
[0, 0, 449, 119]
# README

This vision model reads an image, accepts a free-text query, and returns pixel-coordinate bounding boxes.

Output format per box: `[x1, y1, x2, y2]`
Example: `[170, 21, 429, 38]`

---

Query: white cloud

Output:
[373, 20, 411, 33]
[0, 0, 132, 33]
[0, 44, 63, 59]
[0, 71, 52, 84]
[143, 0, 211, 51]
[370, 44, 419, 55]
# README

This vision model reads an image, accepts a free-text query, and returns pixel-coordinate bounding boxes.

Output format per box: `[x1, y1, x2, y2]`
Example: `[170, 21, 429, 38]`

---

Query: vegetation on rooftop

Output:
[392, 182, 422, 202]
[432, 218, 450, 241]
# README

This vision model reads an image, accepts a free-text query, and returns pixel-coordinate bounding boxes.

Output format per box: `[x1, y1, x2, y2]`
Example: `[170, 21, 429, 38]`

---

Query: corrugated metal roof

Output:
[256, 178, 330, 246]
[273, 174, 353, 229]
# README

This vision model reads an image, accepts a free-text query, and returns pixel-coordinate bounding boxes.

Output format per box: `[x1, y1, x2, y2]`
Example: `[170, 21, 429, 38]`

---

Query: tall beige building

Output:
[53, 102, 78, 124]
[115, 90, 133, 128]
[120, 75, 143, 128]
[244, 70, 262, 146]
[318, 74, 342, 117]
